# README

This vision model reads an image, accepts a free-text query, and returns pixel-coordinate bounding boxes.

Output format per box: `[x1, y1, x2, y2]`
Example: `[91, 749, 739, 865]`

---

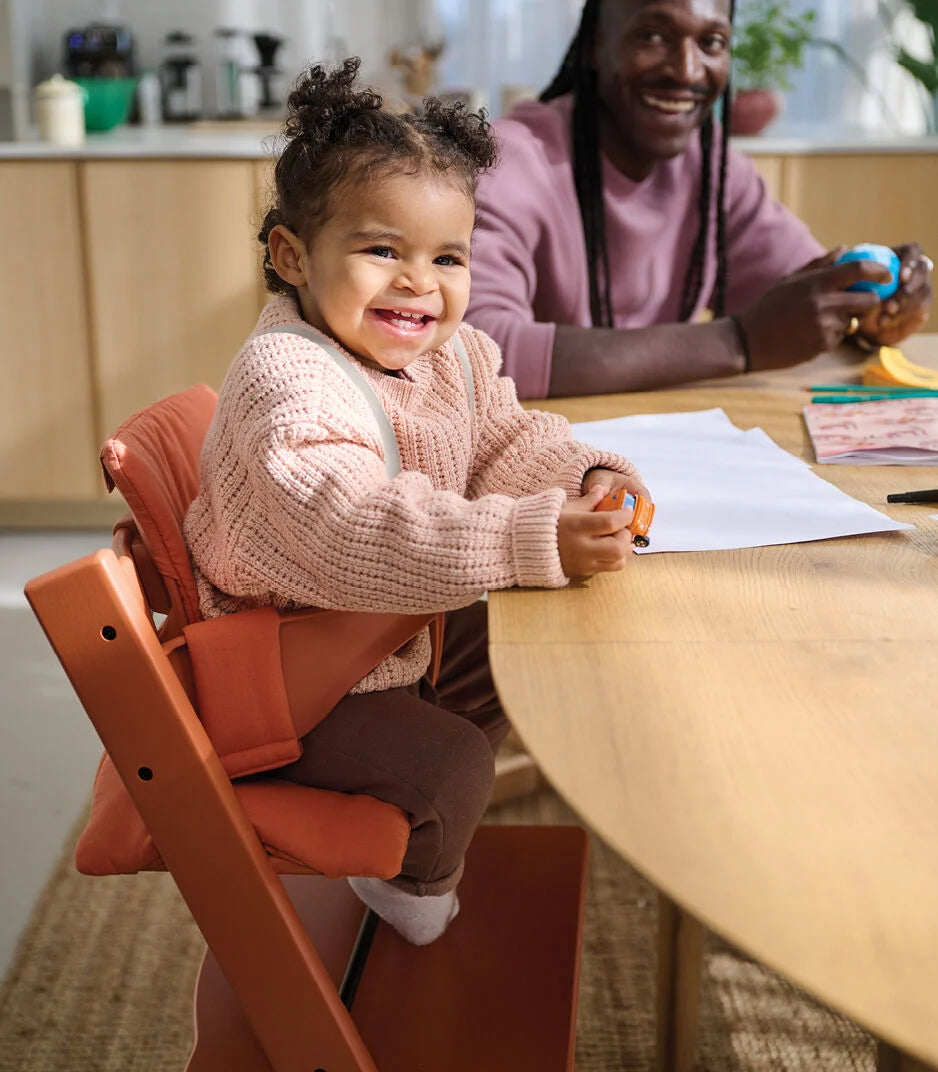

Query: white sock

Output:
[348, 876, 460, 946]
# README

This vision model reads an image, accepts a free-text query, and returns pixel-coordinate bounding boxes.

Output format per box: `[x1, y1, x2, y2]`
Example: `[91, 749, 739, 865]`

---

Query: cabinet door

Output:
[0, 162, 99, 500]
[253, 159, 277, 313]
[785, 153, 938, 331]
[746, 153, 786, 203]
[81, 160, 262, 437]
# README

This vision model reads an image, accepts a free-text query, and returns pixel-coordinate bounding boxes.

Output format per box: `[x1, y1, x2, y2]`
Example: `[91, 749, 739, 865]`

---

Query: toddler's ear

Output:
[268, 225, 308, 287]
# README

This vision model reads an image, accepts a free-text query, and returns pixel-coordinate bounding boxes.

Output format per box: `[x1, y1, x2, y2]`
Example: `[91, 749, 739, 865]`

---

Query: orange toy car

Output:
[596, 489, 655, 547]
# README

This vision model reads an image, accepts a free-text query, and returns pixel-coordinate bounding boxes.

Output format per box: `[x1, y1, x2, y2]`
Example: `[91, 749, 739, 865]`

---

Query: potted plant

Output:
[883, 0, 938, 130]
[730, 0, 817, 135]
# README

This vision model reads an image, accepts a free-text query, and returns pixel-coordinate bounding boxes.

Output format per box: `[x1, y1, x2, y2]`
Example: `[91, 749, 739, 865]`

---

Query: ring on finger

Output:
[922, 254, 934, 272]
[845, 315, 860, 336]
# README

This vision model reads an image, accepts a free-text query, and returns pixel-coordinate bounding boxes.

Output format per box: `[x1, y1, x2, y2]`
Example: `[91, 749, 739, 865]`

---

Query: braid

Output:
[710, 83, 732, 316]
[544, 0, 735, 327]
[678, 114, 714, 321]
[710, 0, 736, 317]
[542, 0, 612, 327]
[678, 0, 735, 321]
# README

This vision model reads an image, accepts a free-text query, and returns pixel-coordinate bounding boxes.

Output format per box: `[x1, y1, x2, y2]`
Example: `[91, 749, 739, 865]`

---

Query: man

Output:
[466, 0, 933, 398]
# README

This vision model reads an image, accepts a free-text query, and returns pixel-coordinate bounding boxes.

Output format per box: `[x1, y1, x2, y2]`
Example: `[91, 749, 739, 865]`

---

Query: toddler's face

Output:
[296, 172, 475, 372]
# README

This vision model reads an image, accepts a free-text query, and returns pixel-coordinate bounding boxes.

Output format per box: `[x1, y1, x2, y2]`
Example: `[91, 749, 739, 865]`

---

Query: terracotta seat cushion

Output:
[75, 754, 409, 880]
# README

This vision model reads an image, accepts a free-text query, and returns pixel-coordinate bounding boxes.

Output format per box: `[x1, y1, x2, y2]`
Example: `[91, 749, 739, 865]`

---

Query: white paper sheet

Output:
[572, 409, 913, 553]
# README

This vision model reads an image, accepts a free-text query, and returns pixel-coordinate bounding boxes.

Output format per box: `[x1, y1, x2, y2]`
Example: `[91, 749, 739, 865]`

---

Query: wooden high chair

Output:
[25, 385, 587, 1071]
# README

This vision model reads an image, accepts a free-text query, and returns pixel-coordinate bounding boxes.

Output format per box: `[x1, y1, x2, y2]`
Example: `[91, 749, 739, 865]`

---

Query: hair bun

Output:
[284, 57, 382, 143]
[421, 97, 499, 173]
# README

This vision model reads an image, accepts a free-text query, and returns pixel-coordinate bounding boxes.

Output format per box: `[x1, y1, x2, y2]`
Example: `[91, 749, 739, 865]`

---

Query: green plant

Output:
[878, 0, 938, 127]
[893, 0, 938, 91]
[732, 0, 817, 92]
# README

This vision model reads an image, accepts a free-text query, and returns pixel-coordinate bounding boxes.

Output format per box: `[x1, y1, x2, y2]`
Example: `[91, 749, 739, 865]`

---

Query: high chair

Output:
[25, 384, 588, 1071]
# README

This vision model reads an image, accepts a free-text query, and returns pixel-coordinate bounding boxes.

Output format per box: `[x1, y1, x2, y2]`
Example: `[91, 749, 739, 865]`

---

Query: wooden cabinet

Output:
[253, 160, 276, 311]
[749, 154, 785, 203]
[758, 152, 938, 332]
[81, 160, 262, 437]
[0, 162, 99, 505]
[1, 148, 937, 518]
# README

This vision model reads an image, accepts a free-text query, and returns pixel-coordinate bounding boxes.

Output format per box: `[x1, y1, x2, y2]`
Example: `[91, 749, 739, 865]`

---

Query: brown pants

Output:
[273, 600, 508, 895]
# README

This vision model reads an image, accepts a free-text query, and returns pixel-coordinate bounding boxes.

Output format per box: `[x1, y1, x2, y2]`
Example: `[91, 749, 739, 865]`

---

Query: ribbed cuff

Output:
[510, 487, 568, 588]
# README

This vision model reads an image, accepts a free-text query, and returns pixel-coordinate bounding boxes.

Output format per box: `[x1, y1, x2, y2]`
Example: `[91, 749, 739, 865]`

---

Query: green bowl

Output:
[73, 77, 138, 132]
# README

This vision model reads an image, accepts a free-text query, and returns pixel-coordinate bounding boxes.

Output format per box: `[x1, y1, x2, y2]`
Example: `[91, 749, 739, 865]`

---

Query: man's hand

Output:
[857, 242, 933, 347]
[557, 486, 635, 579]
[737, 248, 892, 370]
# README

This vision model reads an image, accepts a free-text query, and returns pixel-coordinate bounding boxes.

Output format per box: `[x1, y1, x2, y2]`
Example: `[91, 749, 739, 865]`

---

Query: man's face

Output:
[593, 0, 732, 178]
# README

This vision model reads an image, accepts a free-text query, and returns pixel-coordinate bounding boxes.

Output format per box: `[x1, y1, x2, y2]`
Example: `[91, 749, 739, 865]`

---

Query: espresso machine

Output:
[160, 30, 202, 122]
[64, 23, 134, 78]
[252, 33, 285, 111]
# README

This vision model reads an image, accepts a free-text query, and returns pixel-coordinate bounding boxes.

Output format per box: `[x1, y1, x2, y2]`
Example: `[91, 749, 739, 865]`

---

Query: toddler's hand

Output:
[581, 467, 649, 500]
[557, 486, 635, 579]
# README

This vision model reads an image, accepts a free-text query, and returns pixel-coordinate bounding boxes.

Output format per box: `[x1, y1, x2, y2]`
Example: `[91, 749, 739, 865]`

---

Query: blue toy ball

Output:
[834, 243, 901, 301]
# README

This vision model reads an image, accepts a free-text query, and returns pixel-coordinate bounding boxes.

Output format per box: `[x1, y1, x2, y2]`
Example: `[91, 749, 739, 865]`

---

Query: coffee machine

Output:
[64, 23, 134, 78]
[160, 30, 202, 122]
[252, 33, 285, 111]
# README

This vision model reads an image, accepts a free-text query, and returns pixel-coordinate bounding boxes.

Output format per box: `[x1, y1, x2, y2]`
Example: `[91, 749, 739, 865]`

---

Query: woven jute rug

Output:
[0, 788, 875, 1071]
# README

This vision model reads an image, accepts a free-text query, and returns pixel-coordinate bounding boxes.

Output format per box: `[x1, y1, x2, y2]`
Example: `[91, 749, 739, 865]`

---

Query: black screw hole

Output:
[101, 625, 117, 641]
[138, 767, 153, 781]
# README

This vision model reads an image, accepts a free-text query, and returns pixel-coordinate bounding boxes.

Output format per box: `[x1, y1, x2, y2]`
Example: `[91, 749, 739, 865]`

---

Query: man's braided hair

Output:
[540, 0, 735, 327]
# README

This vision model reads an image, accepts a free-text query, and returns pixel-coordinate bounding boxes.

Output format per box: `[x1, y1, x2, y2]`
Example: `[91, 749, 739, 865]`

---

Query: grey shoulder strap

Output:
[255, 324, 402, 478]
[451, 332, 475, 422]
[255, 324, 476, 475]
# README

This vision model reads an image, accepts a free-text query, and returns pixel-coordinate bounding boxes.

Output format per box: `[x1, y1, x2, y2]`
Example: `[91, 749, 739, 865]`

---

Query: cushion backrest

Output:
[100, 384, 217, 625]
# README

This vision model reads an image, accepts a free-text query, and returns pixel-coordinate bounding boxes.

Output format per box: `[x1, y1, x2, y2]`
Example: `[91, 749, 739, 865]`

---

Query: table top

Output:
[488, 340, 938, 1064]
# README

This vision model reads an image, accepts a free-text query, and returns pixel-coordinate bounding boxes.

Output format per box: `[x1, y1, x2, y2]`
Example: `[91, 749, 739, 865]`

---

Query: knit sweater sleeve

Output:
[187, 334, 570, 616]
[458, 325, 644, 501]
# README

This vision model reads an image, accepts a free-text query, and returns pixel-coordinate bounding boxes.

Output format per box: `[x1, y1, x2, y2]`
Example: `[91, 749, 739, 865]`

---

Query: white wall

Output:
[436, 0, 583, 115]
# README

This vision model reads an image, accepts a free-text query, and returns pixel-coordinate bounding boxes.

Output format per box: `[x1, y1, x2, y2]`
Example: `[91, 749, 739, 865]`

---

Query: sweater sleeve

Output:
[460, 325, 644, 501]
[466, 119, 558, 400]
[205, 344, 570, 614]
[720, 144, 825, 314]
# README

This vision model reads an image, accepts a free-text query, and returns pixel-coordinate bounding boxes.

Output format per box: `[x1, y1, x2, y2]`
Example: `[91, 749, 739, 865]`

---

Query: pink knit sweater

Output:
[184, 297, 640, 693]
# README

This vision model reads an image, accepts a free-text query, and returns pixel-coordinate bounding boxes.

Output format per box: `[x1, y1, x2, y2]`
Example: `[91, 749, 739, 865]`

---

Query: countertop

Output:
[2, 121, 938, 159]
[0, 122, 284, 159]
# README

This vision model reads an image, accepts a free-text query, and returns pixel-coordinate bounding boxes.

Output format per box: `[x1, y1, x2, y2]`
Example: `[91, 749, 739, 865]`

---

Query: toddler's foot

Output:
[347, 876, 459, 946]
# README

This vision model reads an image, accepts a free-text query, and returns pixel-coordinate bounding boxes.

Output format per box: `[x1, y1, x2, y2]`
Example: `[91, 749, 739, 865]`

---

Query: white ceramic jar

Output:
[35, 74, 86, 146]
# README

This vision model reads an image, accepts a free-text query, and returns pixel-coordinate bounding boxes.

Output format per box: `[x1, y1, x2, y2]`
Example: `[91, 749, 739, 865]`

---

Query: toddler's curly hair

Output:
[259, 57, 498, 296]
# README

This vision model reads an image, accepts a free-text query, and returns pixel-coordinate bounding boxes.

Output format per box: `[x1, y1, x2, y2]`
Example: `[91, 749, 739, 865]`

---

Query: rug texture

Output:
[0, 788, 875, 1071]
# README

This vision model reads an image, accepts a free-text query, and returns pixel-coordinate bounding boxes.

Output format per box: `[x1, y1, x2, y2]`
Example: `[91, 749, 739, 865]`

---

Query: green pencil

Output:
[808, 383, 938, 393]
[811, 391, 938, 403]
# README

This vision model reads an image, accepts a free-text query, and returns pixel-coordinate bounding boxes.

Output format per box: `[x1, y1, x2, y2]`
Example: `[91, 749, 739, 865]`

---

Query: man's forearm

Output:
[548, 318, 747, 396]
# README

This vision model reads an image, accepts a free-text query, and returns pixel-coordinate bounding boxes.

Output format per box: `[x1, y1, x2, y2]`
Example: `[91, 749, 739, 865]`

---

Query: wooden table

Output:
[488, 341, 938, 1071]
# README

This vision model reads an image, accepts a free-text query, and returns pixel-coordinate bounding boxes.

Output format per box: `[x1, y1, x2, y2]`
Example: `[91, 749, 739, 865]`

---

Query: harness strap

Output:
[256, 324, 475, 476]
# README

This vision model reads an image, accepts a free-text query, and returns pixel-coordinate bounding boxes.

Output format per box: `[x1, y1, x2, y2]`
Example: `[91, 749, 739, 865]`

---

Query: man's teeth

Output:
[642, 93, 696, 115]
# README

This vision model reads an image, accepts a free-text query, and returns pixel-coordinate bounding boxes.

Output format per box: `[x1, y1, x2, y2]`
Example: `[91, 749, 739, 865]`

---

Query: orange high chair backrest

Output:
[25, 386, 588, 1071]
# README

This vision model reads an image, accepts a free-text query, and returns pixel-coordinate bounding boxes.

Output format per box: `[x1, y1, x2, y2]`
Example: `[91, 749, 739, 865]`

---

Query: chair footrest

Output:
[188, 824, 587, 1072]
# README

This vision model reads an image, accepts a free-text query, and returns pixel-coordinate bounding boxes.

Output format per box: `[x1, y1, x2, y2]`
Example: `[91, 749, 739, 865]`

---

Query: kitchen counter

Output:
[2, 122, 938, 158]
[0, 122, 284, 158]
[739, 131, 938, 155]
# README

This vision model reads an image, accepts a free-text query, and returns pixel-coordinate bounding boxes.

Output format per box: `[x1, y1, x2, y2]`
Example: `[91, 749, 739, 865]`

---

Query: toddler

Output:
[184, 58, 646, 945]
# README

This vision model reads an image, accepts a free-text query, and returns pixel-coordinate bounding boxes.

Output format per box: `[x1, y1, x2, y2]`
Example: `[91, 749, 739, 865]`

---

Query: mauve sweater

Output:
[467, 95, 824, 398]
[184, 297, 640, 694]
